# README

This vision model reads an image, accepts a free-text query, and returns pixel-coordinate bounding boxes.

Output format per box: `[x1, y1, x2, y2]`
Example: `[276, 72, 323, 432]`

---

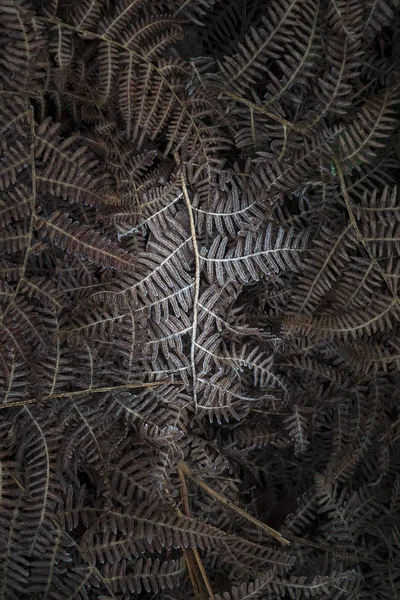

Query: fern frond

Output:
[82, 504, 229, 564]
[326, 0, 365, 40]
[34, 118, 115, 206]
[203, 225, 306, 285]
[0, 0, 47, 94]
[20, 408, 58, 555]
[103, 556, 185, 595]
[197, 369, 260, 424]
[284, 405, 312, 456]
[48, 23, 74, 70]
[97, 41, 119, 106]
[337, 87, 400, 168]
[285, 295, 399, 340]
[35, 212, 137, 272]
[270, 569, 362, 599]
[263, 0, 320, 108]
[216, 0, 304, 97]
[98, 0, 147, 40]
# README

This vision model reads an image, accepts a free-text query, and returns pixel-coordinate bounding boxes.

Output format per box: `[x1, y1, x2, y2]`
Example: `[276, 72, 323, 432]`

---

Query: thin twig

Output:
[177, 465, 216, 600]
[0, 380, 174, 409]
[179, 462, 290, 546]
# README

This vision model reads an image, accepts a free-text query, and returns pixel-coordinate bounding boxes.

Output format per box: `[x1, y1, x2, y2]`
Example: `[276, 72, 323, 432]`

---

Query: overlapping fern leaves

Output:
[0, 0, 400, 599]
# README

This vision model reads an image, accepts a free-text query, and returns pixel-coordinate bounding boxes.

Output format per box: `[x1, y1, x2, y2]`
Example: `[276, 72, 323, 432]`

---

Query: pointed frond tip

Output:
[34, 212, 137, 272]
